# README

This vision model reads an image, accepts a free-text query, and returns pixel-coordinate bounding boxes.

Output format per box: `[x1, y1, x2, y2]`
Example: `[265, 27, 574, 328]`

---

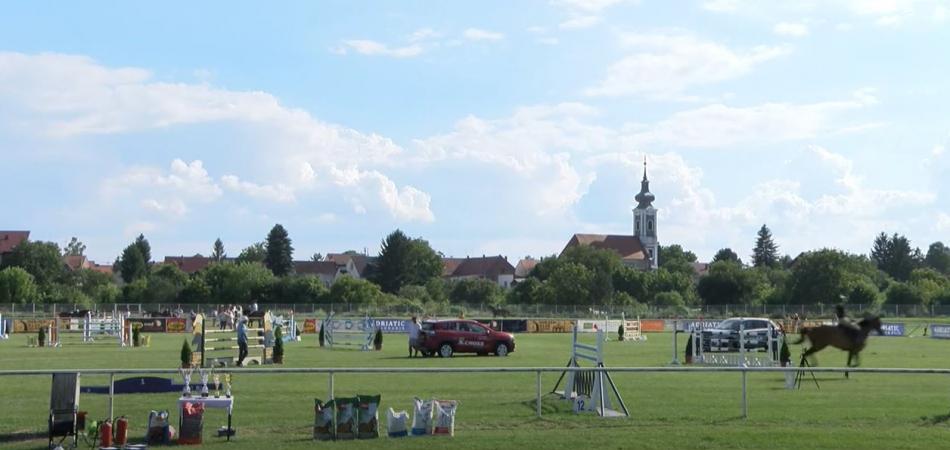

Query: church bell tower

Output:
[633, 158, 658, 269]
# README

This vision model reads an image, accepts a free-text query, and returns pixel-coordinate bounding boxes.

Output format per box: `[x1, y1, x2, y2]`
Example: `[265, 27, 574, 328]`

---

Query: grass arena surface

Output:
[2, 328, 950, 449]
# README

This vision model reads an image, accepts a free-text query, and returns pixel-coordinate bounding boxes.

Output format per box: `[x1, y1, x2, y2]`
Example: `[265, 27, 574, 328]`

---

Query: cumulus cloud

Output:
[773, 22, 810, 36]
[585, 32, 789, 99]
[335, 40, 424, 58]
[463, 28, 505, 41]
[220, 175, 296, 203]
[559, 15, 602, 29]
[329, 167, 434, 222]
[102, 159, 222, 219]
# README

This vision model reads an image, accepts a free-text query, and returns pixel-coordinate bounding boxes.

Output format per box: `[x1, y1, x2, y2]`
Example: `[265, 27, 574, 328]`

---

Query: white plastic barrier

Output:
[551, 322, 628, 417]
[323, 315, 375, 351]
[50, 312, 128, 347]
[273, 313, 299, 343]
[0, 313, 8, 339]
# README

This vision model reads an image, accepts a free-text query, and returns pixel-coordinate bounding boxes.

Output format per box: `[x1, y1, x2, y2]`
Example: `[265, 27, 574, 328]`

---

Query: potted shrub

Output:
[38, 326, 47, 347]
[273, 326, 284, 364]
[180, 339, 193, 368]
[617, 324, 625, 342]
[318, 323, 325, 347]
[373, 328, 383, 351]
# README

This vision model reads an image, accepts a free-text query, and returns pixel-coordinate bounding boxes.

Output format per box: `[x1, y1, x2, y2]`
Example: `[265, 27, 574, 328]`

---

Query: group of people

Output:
[214, 302, 259, 331]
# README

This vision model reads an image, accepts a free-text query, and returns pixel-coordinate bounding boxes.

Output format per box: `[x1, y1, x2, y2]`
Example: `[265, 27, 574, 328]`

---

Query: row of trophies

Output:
[180, 367, 231, 398]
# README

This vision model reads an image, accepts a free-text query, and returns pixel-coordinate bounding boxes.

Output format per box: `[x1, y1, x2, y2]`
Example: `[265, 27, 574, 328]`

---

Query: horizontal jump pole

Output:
[205, 345, 265, 351]
[4, 366, 950, 376]
[204, 328, 264, 334]
[204, 337, 265, 343]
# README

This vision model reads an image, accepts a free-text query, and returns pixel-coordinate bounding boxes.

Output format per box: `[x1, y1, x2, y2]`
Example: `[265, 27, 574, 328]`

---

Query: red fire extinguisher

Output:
[99, 419, 113, 447]
[115, 416, 129, 446]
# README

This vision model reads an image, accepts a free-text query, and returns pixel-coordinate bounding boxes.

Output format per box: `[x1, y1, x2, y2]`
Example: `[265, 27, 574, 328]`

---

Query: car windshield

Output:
[716, 319, 741, 331]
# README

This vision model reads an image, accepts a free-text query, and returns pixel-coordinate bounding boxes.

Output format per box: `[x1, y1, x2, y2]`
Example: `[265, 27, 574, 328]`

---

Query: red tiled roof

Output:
[444, 256, 515, 280]
[63, 255, 91, 271]
[294, 260, 340, 276]
[90, 263, 114, 275]
[163, 256, 214, 274]
[326, 253, 376, 276]
[442, 258, 465, 277]
[515, 258, 538, 278]
[0, 231, 29, 254]
[562, 234, 648, 262]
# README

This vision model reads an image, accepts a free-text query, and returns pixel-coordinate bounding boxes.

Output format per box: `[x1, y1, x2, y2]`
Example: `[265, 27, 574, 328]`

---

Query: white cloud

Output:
[934, 145, 946, 157]
[336, 40, 424, 58]
[408, 28, 441, 43]
[937, 213, 950, 231]
[773, 22, 810, 36]
[537, 37, 560, 45]
[552, 0, 631, 12]
[101, 159, 222, 221]
[220, 175, 296, 203]
[463, 28, 505, 41]
[585, 32, 789, 98]
[702, 0, 740, 12]
[559, 15, 602, 29]
[623, 94, 874, 148]
[704, 1, 949, 27]
[329, 167, 434, 222]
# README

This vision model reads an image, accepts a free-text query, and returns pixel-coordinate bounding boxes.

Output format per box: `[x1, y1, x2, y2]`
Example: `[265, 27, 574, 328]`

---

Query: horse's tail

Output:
[792, 327, 809, 345]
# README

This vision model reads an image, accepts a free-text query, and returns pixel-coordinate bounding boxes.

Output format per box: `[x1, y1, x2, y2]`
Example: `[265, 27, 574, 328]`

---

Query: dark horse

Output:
[794, 316, 883, 371]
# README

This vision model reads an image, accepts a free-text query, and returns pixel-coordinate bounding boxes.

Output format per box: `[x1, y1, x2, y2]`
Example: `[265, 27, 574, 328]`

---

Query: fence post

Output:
[109, 372, 115, 422]
[328, 371, 335, 401]
[536, 370, 542, 418]
[741, 368, 747, 419]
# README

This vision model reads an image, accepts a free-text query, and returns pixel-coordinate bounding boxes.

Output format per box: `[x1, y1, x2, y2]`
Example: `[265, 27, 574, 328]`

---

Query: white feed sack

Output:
[411, 397, 433, 436]
[432, 400, 458, 436]
[386, 408, 409, 438]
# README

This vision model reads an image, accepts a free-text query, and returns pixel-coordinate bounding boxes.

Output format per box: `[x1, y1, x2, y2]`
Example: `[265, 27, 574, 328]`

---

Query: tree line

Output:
[0, 224, 948, 314]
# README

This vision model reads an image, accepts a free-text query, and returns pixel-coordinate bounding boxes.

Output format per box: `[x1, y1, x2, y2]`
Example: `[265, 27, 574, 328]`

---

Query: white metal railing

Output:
[1, 366, 947, 423]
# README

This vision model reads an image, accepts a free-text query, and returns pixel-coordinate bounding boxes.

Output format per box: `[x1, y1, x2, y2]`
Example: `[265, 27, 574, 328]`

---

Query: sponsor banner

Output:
[374, 318, 410, 333]
[527, 319, 574, 333]
[476, 319, 527, 333]
[577, 319, 624, 333]
[303, 318, 318, 334]
[14, 319, 54, 333]
[640, 320, 665, 332]
[674, 320, 722, 332]
[875, 322, 904, 337]
[930, 324, 950, 339]
[165, 318, 187, 333]
[127, 318, 166, 333]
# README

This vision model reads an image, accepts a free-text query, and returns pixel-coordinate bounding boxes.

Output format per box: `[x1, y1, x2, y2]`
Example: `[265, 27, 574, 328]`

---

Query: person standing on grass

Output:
[237, 316, 249, 366]
[406, 316, 421, 358]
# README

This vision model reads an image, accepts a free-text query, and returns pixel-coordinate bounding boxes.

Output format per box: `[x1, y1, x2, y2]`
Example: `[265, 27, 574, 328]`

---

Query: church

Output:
[560, 159, 658, 270]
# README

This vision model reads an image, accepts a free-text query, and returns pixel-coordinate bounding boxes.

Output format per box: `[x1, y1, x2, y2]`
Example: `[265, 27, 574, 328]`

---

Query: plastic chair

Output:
[49, 373, 81, 449]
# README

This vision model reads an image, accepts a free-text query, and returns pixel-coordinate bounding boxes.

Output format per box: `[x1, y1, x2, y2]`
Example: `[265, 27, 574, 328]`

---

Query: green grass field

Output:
[2, 329, 950, 449]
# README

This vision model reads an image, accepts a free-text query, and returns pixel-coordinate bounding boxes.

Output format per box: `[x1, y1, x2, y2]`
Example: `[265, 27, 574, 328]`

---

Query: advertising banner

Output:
[674, 320, 722, 332]
[374, 318, 409, 333]
[127, 318, 166, 333]
[14, 319, 54, 333]
[303, 318, 318, 334]
[929, 324, 950, 339]
[165, 318, 187, 333]
[476, 319, 527, 333]
[640, 320, 665, 332]
[577, 319, 624, 333]
[526, 319, 574, 333]
[876, 322, 904, 337]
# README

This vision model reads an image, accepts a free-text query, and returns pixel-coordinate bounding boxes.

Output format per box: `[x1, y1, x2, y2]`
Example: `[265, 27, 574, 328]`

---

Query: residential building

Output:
[293, 260, 343, 287]
[442, 255, 516, 288]
[0, 230, 29, 265]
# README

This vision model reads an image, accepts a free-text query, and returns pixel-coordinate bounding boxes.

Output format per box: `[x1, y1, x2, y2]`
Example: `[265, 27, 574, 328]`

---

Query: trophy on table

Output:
[213, 372, 221, 398]
[180, 367, 194, 397]
[199, 368, 210, 397]
[224, 373, 232, 398]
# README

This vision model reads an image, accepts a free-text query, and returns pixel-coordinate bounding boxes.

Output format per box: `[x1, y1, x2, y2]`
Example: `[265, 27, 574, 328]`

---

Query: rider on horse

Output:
[835, 304, 863, 346]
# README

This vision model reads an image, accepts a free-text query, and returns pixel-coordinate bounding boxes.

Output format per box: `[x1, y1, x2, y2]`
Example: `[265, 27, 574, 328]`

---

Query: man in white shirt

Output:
[406, 316, 421, 358]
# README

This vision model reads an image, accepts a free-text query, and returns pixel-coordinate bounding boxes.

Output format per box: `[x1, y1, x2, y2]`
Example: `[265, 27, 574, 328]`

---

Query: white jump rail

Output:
[1, 366, 948, 425]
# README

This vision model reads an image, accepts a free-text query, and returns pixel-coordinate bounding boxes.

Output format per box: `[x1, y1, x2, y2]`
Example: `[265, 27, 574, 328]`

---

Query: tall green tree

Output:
[327, 276, 383, 304]
[404, 239, 442, 286]
[697, 261, 767, 306]
[265, 224, 294, 276]
[118, 244, 148, 283]
[374, 229, 418, 294]
[63, 237, 86, 256]
[0, 240, 65, 291]
[712, 248, 742, 265]
[0, 266, 40, 304]
[871, 232, 917, 281]
[658, 244, 698, 276]
[924, 242, 950, 275]
[752, 224, 779, 268]
[237, 242, 267, 264]
[449, 278, 504, 305]
[134, 234, 152, 264]
[785, 249, 878, 304]
[211, 238, 226, 262]
[200, 262, 275, 304]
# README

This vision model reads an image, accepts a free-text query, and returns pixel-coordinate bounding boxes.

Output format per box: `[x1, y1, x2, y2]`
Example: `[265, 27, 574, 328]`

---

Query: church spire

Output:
[635, 156, 655, 209]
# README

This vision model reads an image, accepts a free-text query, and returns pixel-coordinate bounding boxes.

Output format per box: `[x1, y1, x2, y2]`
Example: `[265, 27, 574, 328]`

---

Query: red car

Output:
[417, 319, 515, 357]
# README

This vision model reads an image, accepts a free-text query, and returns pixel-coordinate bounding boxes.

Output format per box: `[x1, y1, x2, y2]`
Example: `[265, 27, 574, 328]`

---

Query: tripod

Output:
[795, 352, 820, 390]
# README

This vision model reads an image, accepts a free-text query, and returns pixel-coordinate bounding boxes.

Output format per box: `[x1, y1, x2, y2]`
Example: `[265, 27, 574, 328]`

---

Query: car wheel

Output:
[495, 343, 509, 357]
[439, 343, 454, 358]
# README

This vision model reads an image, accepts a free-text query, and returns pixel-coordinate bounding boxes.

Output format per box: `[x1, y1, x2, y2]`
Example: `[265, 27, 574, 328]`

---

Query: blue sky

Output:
[1, 0, 948, 264]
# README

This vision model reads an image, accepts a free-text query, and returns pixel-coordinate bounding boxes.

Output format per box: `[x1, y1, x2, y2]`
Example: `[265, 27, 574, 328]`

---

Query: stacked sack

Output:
[387, 397, 457, 438]
[313, 395, 381, 441]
